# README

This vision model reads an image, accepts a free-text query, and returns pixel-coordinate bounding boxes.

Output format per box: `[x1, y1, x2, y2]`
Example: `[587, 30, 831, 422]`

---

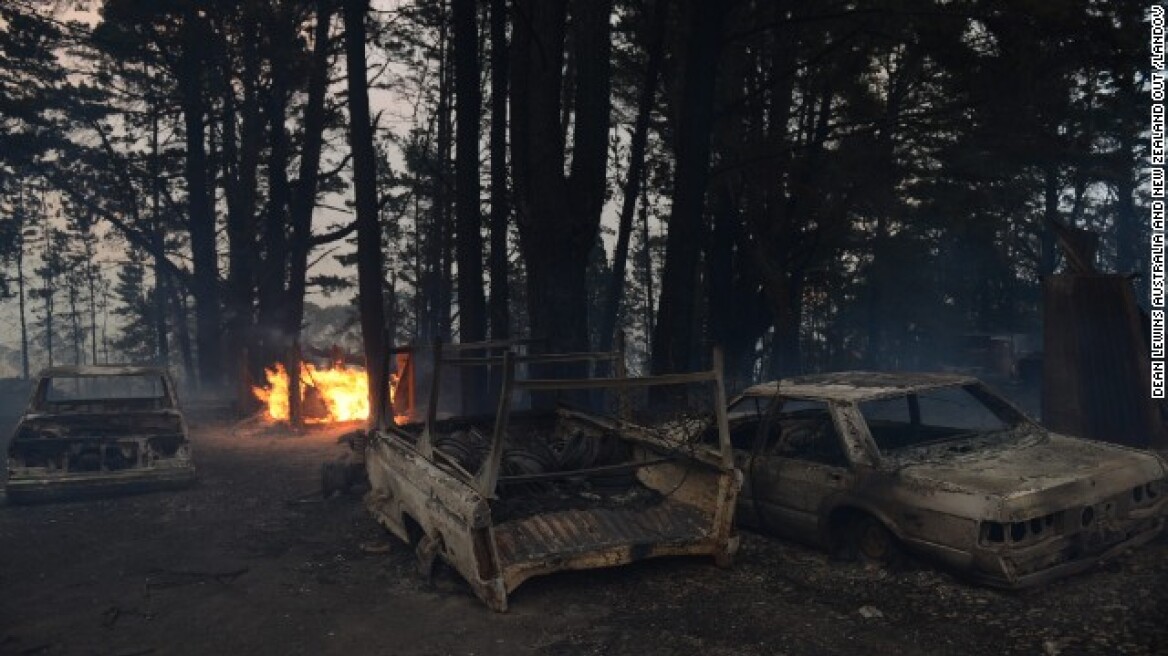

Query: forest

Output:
[0, 0, 1150, 397]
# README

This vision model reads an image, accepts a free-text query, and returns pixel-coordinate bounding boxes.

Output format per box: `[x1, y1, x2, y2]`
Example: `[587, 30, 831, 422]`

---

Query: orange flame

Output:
[252, 362, 400, 425]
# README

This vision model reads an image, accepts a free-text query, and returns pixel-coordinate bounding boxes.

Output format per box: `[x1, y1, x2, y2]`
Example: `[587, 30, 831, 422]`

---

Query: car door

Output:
[749, 398, 854, 544]
[714, 395, 775, 529]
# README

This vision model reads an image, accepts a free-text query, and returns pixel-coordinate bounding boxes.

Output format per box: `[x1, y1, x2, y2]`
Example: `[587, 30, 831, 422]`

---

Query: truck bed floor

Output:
[493, 498, 712, 564]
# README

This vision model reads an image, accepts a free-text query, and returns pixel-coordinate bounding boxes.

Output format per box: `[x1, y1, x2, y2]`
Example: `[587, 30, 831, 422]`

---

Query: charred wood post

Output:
[287, 341, 303, 428]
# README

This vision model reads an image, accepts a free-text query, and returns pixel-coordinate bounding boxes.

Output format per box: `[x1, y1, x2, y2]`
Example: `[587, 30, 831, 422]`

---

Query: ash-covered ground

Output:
[1, 420, 1165, 656]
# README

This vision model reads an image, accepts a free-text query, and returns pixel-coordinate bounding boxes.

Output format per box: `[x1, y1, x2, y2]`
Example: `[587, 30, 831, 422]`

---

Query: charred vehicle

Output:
[714, 372, 1168, 588]
[5, 366, 196, 503]
[362, 342, 740, 611]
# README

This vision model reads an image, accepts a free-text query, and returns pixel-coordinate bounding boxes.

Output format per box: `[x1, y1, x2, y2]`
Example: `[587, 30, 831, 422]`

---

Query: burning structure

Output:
[253, 361, 371, 424]
[250, 349, 407, 426]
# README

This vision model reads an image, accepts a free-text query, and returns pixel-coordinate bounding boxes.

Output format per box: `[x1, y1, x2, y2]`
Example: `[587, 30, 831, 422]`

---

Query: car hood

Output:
[887, 429, 1167, 521]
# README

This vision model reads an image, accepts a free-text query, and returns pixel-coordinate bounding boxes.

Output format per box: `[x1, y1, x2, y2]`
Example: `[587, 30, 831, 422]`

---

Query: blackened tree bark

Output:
[1041, 164, 1060, 276]
[863, 47, 919, 369]
[650, 0, 726, 375]
[343, 0, 388, 418]
[454, 0, 486, 346]
[177, 8, 222, 387]
[1113, 70, 1140, 276]
[421, 10, 453, 342]
[222, 1, 263, 384]
[510, 0, 612, 361]
[436, 35, 455, 343]
[488, 0, 510, 341]
[598, 0, 668, 354]
[169, 284, 196, 380]
[16, 186, 30, 378]
[257, 2, 293, 364]
[705, 181, 771, 384]
[454, 0, 487, 410]
[149, 102, 169, 367]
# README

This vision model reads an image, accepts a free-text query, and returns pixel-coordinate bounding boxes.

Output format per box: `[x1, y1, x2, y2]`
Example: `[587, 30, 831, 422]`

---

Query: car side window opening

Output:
[719, 395, 773, 450]
[860, 384, 1015, 453]
[763, 399, 847, 467]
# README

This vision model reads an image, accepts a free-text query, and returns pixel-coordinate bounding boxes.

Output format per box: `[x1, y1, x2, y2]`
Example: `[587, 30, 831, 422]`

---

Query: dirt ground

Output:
[2, 419, 1166, 656]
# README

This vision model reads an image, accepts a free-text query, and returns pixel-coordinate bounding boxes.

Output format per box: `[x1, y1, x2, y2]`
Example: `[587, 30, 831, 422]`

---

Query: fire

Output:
[253, 362, 398, 425]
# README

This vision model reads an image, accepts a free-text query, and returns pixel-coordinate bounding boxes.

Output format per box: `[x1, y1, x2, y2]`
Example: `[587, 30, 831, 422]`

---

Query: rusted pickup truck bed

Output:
[363, 343, 739, 611]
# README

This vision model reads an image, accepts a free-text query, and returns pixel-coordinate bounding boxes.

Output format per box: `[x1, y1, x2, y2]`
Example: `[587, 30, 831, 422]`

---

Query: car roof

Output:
[742, 371, 979, 402]
[36, 365, 171, 378]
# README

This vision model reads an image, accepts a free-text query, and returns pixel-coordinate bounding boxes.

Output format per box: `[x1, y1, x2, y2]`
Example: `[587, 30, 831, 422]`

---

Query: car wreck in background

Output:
[5, 366, 196, 503]
[359, 341, 740, 611]
[712, 372, 1167, 588]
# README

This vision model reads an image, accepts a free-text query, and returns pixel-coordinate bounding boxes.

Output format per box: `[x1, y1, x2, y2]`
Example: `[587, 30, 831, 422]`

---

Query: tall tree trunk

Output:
[866, 46, 919, 368]
[454, 0, 487, 409]
[767, 269, 803, 379]
[1041, 164, 1060, 276]
[488, 0, 510, 341]
[454, 0, 487, 345]
[151, 105, 169, 367]
[421, 7, 452, 342]
[650, 0, 725, 375]
[258, 2, 293, 368]
[598, 0, 668, 353]
[178, 9, 221, 388]
[223, 0, 262, 386]
[510, 0, 612, 360]
[639, 193, 654, 356]
[42, 223, 54, 369]
[17, 186, 29, 379]
[68, 284, 81, 365]
[284, 0, 336, 427]
[435, 27, 454, 343]
[169, 285, 196, 383]
[705, 181, 735, 362]
[85, 235, 98, 366]
[1115, 125, 1138, 275]
[344, 0, 388, 420]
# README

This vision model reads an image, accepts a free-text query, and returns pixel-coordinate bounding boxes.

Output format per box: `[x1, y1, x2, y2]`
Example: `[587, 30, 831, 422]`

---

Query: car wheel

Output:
[848, 514, 902, 566]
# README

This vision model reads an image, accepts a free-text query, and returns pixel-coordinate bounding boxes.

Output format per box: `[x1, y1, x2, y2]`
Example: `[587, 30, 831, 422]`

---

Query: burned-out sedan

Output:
[717, 372, 1168, 588]
[5, 366, 196, 503]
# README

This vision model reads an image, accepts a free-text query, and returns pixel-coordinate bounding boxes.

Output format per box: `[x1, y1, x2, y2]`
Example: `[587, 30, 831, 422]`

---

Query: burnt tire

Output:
[847, 514, 903, 567]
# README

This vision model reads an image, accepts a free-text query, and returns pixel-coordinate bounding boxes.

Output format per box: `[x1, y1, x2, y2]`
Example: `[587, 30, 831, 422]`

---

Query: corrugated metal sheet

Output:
[493, 499, 711, 564]
[1042, 274, 1167, 448]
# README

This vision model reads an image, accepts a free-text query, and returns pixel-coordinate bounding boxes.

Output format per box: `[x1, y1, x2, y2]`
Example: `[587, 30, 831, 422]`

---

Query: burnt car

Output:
[715, 372, 1168, 588]
[5, 366, 196, 503]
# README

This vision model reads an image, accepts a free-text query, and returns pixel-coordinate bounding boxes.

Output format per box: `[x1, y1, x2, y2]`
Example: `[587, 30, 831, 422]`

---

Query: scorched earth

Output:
[0, 419, 1165, 656]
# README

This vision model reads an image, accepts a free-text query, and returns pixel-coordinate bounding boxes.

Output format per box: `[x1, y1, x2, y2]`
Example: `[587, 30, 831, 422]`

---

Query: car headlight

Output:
[980, 512, 1064, 546]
